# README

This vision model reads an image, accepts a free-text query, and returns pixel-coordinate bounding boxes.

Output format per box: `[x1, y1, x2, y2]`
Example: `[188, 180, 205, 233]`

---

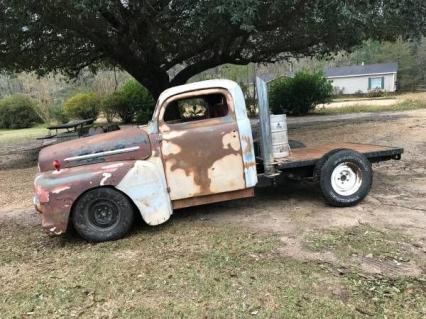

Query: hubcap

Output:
[331, 162, 363, 196]
[89, 200, 119, 228]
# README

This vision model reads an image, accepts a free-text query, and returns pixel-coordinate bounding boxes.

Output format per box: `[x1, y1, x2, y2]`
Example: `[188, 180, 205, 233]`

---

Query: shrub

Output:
[101, 92, 125, 123]
[367, 88, 387, 98]
[50, 104, 69, 124]
[354, 90, 364, 97]
[102, 79, 155, 124]
[269, 71, 333, 115]
[63, 93, 100, 120]
[121, 79, 155, 124]
[332, 86, 345, 96]
[0, 95, 42, 129]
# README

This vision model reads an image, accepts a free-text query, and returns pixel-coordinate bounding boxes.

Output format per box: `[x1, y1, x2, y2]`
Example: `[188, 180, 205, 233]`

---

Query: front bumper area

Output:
[33, 180, 71, 236]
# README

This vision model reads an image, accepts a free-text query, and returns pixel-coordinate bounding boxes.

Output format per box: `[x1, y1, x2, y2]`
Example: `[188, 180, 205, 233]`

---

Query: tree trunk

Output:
[119, 61, 172, 100]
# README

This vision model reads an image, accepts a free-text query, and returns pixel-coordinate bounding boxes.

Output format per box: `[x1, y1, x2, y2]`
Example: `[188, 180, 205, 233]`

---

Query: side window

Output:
[163, 93, 229, 124]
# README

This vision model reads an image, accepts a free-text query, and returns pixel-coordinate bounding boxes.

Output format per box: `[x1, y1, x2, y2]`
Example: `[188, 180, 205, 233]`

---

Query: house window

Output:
[369, 77, 384, 90]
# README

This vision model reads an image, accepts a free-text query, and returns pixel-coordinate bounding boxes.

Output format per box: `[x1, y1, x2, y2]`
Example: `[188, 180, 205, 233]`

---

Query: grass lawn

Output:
[0, 217, 424, 318]
[304, 225, 416, 263]
[332, 96, 397, 102]
[314, 99, 426, 115]
[0, 125, 48, 145]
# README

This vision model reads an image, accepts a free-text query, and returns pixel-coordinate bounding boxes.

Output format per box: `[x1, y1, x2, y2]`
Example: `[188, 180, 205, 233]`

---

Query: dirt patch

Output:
[323, 98, 398, 109]
[192, 109, 426, 276]
[1, 110, 426, 318]
[0, 166, 37, 209]
[323, 92, 426, 109]
[1, 110, 425, 278]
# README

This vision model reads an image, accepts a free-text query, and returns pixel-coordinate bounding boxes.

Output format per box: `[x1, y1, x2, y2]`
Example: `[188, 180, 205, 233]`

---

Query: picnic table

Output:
[47, 119, 94, 136]
[37, 119, 94, 143]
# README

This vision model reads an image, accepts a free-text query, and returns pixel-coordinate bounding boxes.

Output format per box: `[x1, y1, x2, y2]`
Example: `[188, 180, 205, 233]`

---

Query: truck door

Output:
[158, 88, 246, 200]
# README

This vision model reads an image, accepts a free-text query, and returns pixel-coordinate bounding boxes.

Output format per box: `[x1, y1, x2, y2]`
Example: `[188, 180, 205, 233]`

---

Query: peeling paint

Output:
[36, 187, 50, 203]
[34, 80, 259, 237]
[51, 186, 71, 194]
[38, 128, 151, 172]
[208, 154, 245, 193]
[34, 161, 135, 234]
[116, 160, 172, 226]
[102, 163, 125, 170]
[159, 87, 247, 200]
[162, 141, 182, 156]
[100, 173, 112, 186]
[222, 131, 241, 151]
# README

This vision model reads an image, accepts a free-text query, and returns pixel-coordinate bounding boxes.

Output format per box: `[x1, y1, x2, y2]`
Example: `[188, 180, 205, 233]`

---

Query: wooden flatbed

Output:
[276, 143, 403, 170]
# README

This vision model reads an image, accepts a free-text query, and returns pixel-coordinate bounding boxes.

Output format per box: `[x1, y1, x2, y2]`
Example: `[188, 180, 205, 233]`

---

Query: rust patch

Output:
[158, 88, 246, 200]
[172, 188, 254, 209]
[162, 126, 243, 197]
[38, 128, 151, 172]
[34, 161, 134, 235]
[241, 135, 254, 155]
[243, 161, 257, 170]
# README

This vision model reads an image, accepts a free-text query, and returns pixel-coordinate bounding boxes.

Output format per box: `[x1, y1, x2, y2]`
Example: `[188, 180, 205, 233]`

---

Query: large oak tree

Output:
[1, 1, 425, 98]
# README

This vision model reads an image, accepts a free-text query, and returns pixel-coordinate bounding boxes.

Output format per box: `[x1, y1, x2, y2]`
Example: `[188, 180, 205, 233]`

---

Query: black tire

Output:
[313, 148, 348, 182]
[318, 149, 372, 207]
[289, 140, 306, 149]
[72, 187, 134, 242]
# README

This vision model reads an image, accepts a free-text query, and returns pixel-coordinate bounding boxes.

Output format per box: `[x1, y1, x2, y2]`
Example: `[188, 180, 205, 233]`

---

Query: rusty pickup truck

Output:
[34, 78, 403, 242]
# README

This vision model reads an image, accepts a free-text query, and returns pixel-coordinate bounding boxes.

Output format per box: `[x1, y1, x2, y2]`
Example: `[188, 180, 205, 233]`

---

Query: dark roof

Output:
[324, 63, 398, 78]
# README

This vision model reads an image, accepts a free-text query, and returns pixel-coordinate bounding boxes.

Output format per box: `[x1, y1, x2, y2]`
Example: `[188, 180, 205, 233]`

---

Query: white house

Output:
[325, 63, 398, 95]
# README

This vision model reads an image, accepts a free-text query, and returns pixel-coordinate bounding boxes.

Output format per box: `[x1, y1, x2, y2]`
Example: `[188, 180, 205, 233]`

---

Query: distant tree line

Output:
[195, 37, 426, 92]
[1, 1, 424, 98]
[0, 35, 424, 129]
[0, 76, 154, 129]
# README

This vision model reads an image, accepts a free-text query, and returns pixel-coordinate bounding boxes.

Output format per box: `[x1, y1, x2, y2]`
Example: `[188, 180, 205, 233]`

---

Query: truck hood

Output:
[38, 128, 152, 172]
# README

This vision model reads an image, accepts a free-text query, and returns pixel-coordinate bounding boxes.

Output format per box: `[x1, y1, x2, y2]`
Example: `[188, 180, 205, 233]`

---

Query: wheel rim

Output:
[330, 162, 363, 196]
[88, 200, 119, 228]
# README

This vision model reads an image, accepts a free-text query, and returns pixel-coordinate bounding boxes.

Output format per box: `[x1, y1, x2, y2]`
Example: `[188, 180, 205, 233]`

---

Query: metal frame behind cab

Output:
[255, 77, 275, 176]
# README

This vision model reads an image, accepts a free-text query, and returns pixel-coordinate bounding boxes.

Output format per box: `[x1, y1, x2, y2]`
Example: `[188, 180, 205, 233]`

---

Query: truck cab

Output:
[34, 79, 403, 242]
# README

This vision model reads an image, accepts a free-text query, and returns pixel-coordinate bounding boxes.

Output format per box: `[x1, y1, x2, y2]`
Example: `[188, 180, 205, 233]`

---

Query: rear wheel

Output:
[72, 188, 134, 242]
[318, 150, 372, 207]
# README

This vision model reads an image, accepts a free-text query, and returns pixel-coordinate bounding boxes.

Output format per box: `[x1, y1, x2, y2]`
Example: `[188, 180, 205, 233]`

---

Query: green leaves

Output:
[101, 79, 155, 124]
[269, 71, 333, 115]
[63, 93, 100, 120]
[0, 0, 425, 97]
[0, 95, 42, 129]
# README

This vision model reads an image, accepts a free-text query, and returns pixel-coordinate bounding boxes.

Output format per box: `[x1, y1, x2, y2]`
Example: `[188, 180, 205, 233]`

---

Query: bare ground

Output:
[200, 109, 426, 275]
[177, 109, 425, 278]
[323, 92, 426, 108]
[1, 110, 425, 273]
[0, 110, 425, 317]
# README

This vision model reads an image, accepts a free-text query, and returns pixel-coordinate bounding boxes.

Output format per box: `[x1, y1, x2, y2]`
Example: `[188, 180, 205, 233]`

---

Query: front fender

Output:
[116, 160, 172, 226]
[34, 160, 172, 235]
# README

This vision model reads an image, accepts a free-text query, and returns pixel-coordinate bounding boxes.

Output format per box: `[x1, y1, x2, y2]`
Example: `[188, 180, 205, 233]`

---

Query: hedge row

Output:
[1, 72, 332, 129]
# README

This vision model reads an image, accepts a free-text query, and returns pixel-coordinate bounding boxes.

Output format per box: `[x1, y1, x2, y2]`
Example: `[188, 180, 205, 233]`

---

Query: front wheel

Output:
[318, 150, 372, 207]
[72, 188, 135, 242]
